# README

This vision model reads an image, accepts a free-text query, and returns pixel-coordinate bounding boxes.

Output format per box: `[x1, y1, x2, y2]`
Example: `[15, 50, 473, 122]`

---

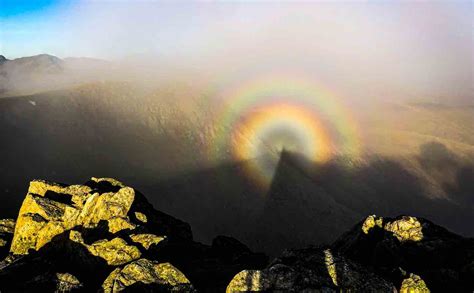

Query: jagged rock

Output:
[384, 216, 423, 242]
[226, 270, 270, 292]
[10, 178, 191, 256]
[55, 272, 83, 292]
[0, 219, 15, 258]
[226, 246, 395, 292]
[130, 233, 165, 249]
[102, 258, 194, 292]
[361, 215, 423, 241]
[134, 212, 148, 223]
[333, 214, 474, 292]
[400, 273, 430, 293]
[153, 235, 268, 292]
[3, 178, 471, 292]
[0, 178, 267, 292]
[0, 219, 15, 236]
[361, 215, 383, 234]
[69, 230, 141, 266]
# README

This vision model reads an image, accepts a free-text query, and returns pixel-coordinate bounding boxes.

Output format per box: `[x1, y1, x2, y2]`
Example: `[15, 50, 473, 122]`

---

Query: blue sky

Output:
[0, 0, 60, 17]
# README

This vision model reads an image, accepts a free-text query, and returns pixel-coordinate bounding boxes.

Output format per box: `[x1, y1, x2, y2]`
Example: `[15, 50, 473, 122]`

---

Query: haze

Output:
[1, 0, 472, 104]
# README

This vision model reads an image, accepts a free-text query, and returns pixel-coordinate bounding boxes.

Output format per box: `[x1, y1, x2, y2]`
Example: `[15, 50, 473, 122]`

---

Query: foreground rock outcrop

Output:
[226, 247, 396, 292]
[0, 178, 267, 292]
[225, 214, 474, 292]
[332, 215, 474, 292]
[1, 179, 472, 292]
[0, 219, 15, 259]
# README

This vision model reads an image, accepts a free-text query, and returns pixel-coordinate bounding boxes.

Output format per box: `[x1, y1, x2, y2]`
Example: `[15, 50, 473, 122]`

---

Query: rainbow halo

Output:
[210, 73, 361, 187]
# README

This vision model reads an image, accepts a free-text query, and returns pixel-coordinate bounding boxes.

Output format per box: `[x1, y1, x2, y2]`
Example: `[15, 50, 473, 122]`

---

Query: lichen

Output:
[362, 215, 384, 234]
[90, 177, 126, 188]
[107, 217, 136, 234]
[102, 258, 193, 292]
[226, 270, 268, 292]
[78, 187, 135, 228]
[10, 180, 137, 255]
[384, 216, 423, 242]
[130, 234, 165, 249]
[0, 219, 15, 234]
[400, 273, 430, 293]
[134, 212, 147, 223]
[56, 272, 82, 292]
[69, 230, 141, 266]
[324, 249, 338, 286]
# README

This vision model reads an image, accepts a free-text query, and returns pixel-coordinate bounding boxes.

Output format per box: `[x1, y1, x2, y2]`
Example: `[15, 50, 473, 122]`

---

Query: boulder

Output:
[226, 246, 395, 292]
[69, 230, 141, 266]
[0, 178, 267, 292]
[0, 219, 15, 259]
[9, 178, 191, 256]
[102, 258, 195, 292]
[332, 215, 474, 292]
[400, 273, 430, 293]
[55, 272, 83, 292]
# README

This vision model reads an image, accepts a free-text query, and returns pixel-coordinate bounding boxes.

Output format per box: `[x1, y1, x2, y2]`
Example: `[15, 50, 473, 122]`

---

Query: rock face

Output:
[332, 215, 474, 292]
[400, 273, 430, 293]
[1, 178, 472, 292]
[0, 219, 15, 259]
[0, 178, 267, 292]
[9, 178, 191, 256]
[227, 214, 474, 292]
[226, 247, 396, 292]
[102, 259, 194, 292]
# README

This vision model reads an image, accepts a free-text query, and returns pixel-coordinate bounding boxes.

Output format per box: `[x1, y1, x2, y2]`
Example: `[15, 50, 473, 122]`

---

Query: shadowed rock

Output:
[226, 246, 395, 292]
[0, 178, 267, 292]
[102, 258, 195, 292]
[0, 219, 15, 259]
[332, 215, 474, 292]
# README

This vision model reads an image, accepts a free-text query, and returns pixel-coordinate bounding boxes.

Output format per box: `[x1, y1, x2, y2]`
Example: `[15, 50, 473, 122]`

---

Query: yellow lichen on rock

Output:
[362, 215, 384, 234]
[10, 179, 138, 255]
[56, 272, 82, 292]
[91, 177, 126, 188]
[134, 212, 147, 223]
[324, 249, 338, 286]
[0, 219, 15, 234]
[28, 180, 92, 198]
[69, 230, 141, 266]
[0, 219, 15, 248]
[226, 270, 269, 292]
[102, 258, 193, 292]
[28, 180, 92, 210]
[384, 216, 423, 242]
[10, 192, 81, 254]
[88, 238, 141, 266]
[78, 187, 135, 228]
[107, 217, 136, 234]
[400, 273, 430, 293]
[130, 234, 165, 249]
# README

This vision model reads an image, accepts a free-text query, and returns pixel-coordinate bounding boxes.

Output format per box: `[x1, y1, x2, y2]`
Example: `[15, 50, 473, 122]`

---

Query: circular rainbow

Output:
[231, 103, 332, 185]
[209, 73, 362, 187]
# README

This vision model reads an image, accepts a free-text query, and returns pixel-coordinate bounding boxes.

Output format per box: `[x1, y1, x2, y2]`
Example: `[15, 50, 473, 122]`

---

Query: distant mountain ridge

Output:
[0, 54, 110, 96]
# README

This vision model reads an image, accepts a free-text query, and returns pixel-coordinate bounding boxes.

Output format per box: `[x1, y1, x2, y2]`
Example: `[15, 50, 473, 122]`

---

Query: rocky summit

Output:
[0, 178, 267, 292]
[0, 178, 473, 292]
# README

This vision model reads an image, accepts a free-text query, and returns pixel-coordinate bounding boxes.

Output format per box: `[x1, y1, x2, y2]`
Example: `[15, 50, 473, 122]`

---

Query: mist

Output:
[2, 1, 472, 104]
